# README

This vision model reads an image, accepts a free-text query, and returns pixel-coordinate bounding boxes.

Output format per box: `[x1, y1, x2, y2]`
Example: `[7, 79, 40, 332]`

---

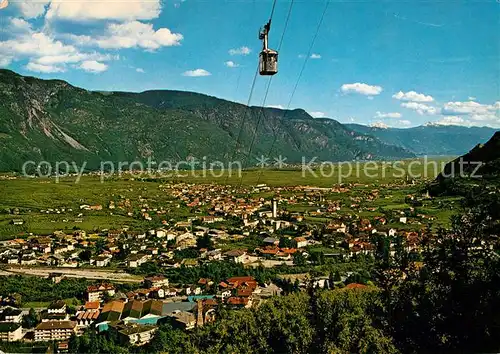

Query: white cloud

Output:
[0, 20, 118, 73]
[392, 90, 434, 102]
[341, 83, 382, 96]
[433, 116, 466, 126]
[72, 21, 183, 50]
[16, 0, 50, 18]
[441, 101, 498, 116]
[63, 34, 93, 46]
[430, 116, 483, 127]
[374, 111, 402, 119]
[0, 32, 76, 58]
[267, 105, 285, 109]
[401, 102, 439, 115]
[309, 111, 326, 118]
[136, 68, 145, 73]
[469, 113, 498, 121]
[370, 122, 389, 129]
[224, 61, 239, 68]
[34, 52, 117, 65]
[229, 46, 251, 56]
[182, 69, 211, 77]
[25, 61, 65, 73]
[430, 115, 499, 128]
[398, 120, 412, 126]
[9, 18, 33, 33]
[310, 53, 321, 59]
[46, 0, 161, 22]
[78, 60, 108, 73]
[426, 101, 500, 127]
[0, 56, 12, 67]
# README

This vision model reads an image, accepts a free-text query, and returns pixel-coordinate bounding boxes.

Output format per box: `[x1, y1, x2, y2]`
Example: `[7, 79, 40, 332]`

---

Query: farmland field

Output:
[0, 157, 458, 238]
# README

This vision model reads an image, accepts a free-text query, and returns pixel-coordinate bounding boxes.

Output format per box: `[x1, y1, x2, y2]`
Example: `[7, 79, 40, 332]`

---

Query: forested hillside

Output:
[0, 69, 413, 172]
[431, 131, 500, 195]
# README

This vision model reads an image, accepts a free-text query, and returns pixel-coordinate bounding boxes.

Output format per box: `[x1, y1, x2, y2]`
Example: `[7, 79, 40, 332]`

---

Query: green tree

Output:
[279, 237, 294, 248]
[78, 249, 92, 262]
[293, 252, 306, 266]
[94, 238, 106, 254]
[148, 324, 198, 354]
[313, 288, 398, 353]
[390, 193, 500, 353]
[196, 234, 213, 250]
[22, 308, 38, 328]
[12, 293, 22, 307]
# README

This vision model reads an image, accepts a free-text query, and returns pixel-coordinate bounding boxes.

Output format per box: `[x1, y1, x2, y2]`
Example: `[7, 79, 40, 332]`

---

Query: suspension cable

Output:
[269, 0, 278, 22]
[223, 0, 278, 185]
[277, 0, 294, 52]
[255, 0, 330, 186]
[236, 0, 295, 188]
[223, 66, 259, 185]
[237, 76, 274, 188]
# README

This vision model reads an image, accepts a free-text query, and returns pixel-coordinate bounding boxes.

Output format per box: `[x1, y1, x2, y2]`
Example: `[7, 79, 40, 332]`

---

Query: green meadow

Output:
[0, 157, 457, 238]
[157, 156, 452, 186]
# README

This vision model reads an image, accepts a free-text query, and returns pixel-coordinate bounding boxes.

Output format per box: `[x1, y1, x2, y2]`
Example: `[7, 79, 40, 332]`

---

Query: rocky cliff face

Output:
[0, 69, 414, 172]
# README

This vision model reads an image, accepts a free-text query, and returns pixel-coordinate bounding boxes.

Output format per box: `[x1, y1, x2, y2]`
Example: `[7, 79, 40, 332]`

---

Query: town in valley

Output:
[0, 167, 486, 352]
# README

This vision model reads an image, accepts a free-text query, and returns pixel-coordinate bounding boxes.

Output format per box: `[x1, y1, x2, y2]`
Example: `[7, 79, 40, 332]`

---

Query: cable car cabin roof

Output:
[260, 48, 278, 55]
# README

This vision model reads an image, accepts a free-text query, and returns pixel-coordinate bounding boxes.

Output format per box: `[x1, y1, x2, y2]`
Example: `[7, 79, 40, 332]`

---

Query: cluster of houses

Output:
[0, 181, 475, 351]
[0, 183, 438, 268]
[0, 274, 283, 348]
[0, 182, 436, 270]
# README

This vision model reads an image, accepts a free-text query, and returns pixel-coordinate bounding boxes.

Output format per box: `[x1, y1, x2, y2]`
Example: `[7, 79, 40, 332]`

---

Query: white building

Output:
[0, 307, 23, 323]
[294, 237, 308, 248]
[156, 229, 167, 238]
[114, 323, 158, 346]
[35, 321, 76, 341]
[47, 300, 67, 315]
[144, 276, 169, 288]
[0, 323, 23, 342]
[127, 254, 150, 268]
[86, 283, 116, 302]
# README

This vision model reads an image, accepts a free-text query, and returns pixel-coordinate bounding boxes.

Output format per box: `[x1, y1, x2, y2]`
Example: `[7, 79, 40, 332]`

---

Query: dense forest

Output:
[0, 276, 138, 306]
[0, 276, 92, 305]
[68, 192, 500, 353]
[132, 257, 373, 285]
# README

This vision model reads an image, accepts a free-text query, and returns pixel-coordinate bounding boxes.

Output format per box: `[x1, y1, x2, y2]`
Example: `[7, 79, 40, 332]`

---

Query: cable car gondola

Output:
[259, 20, 278, 75]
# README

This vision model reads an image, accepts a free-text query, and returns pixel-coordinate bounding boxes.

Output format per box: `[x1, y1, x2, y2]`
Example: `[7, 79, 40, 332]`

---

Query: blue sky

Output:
[0, 0, 499, 128]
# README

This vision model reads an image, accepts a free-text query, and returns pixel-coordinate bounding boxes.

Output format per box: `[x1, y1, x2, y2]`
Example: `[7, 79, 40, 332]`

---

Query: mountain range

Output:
[345, 124, 497, 156]
[0, 69, 497, 172]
